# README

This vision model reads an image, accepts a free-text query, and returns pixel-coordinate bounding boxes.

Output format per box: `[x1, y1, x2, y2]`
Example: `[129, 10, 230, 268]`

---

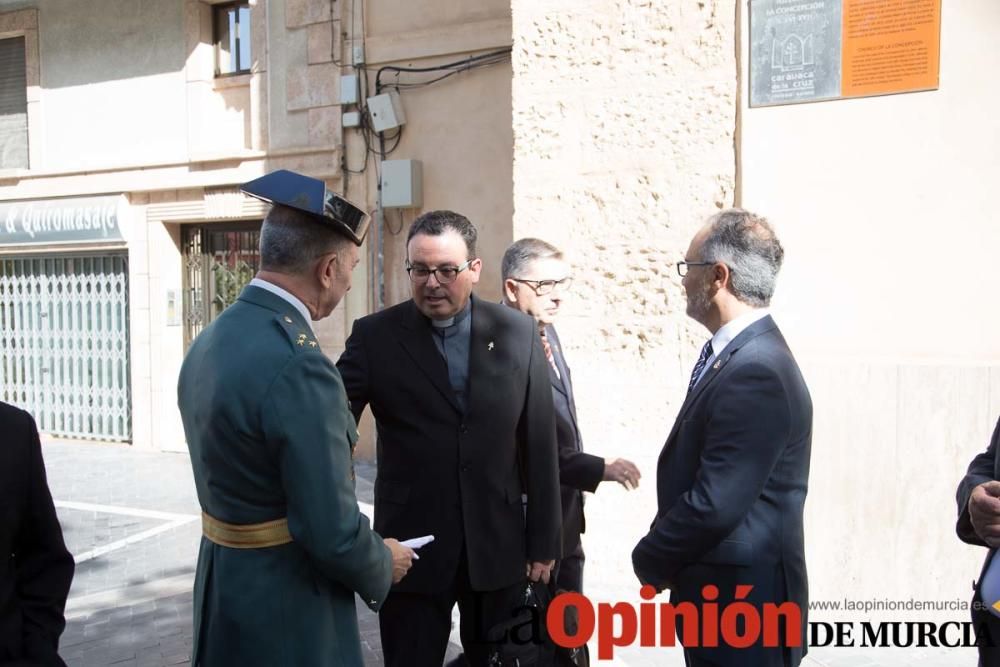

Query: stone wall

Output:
[511, 0, 739, 611]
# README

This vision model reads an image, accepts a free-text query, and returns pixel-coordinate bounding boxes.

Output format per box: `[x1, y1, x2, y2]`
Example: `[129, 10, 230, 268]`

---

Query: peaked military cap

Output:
[241, 169, 370, 246]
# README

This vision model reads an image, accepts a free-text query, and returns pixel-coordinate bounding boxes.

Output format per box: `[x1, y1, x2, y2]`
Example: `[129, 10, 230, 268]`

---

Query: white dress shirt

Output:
[249, 278, 314, 333]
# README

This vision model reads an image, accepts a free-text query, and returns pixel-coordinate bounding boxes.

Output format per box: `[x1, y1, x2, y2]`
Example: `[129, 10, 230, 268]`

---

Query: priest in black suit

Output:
[632, 209, 812, 667]
[500, 237, 640, 595]
[0, 402, 74, 666]
[337, 211, 561, 666]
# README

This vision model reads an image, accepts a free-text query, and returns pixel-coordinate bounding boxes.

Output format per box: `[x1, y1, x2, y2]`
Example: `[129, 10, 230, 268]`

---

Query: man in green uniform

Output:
[178, 170, 414, 666]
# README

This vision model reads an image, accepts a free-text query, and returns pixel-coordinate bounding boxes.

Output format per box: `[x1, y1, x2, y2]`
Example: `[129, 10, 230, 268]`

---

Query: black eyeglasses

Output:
[406, 259, 472, 285]
[510, 277, 573, 296]
[676, 261, 714, 277]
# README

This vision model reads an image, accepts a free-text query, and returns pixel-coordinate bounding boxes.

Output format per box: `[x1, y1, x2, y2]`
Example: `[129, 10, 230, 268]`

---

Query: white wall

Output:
[740, 0, 1000, 625]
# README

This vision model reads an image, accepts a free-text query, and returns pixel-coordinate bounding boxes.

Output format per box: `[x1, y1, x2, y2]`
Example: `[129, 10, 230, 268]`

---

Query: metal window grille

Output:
[0, 255, 131, 441]
[182, 222, 261, 348]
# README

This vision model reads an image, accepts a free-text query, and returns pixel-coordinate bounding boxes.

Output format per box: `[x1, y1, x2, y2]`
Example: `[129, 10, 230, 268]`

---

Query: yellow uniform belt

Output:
[202, 512, 293, 549]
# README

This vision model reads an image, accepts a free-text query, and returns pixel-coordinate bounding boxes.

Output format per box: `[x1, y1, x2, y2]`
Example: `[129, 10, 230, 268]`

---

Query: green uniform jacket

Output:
[178, 285, 391, 666]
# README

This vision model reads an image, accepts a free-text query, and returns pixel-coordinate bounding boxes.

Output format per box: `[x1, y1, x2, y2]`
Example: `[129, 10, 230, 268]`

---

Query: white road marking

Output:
[54, 500, 199, 564]
[70, 519, 198, 564]
[54, 500, 198, 522]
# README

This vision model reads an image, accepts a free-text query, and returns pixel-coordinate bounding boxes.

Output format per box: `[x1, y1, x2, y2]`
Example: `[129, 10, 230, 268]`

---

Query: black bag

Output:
[555, 644, 589, 667]
[486, 581, 555, 666]
[551, 588, 589, 667]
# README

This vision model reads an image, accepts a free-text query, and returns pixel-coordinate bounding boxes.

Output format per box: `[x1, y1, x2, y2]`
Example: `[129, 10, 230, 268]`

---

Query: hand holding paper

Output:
[382, 538, 415, 583]
[400, 534, 434, 558]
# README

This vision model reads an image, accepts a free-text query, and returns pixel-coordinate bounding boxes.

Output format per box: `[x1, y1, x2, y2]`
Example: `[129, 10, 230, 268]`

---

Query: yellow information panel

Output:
[749, 0, 941, 107]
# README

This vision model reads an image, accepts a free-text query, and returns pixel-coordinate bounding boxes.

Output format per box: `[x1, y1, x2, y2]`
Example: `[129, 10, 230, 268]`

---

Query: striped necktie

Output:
[687, 340, 713, 393]
[539, 329, 561, 380]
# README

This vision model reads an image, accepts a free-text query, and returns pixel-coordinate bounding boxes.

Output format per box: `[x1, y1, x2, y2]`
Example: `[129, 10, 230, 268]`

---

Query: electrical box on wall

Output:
[339, 74, 359, 105]
[367, 91, 406, 133]
[342, 111, 361, 128]
[380, 160, 422, 209]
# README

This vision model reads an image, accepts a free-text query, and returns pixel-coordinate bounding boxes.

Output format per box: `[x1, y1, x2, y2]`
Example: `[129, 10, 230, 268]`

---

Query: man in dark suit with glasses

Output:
[337, 210, 561, 666]
[633, 209, 812, 667]
[501, 237, 641, 666]
[501, 238, 641, 596]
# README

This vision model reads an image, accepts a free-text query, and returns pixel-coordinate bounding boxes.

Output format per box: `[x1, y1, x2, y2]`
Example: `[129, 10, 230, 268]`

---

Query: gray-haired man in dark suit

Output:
[501, 237, 641, 596]
[633, 209, 812, 667]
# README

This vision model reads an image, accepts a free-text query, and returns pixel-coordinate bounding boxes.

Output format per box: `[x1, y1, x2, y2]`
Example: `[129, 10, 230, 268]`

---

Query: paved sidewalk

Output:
[45, 441, 410, 666]
[43, 439, 977, 666]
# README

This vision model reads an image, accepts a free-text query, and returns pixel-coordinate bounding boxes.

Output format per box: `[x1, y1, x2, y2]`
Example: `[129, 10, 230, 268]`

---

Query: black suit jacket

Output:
[956, 416, 1000, 656]
[0, 402, 74, 666]
[337, 295, 561, 593]
[632, 315, 811, 666]
[546, 326, 604, 559]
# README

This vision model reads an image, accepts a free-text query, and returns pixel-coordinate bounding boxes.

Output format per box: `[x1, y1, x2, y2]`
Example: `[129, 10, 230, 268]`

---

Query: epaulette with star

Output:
[275, 313, 320, 352]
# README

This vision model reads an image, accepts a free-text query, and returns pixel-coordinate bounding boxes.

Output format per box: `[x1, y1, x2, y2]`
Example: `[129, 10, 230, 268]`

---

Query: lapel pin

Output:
[297, 339, 305, 346]
[488, 341, 494, 351]
[309, 341, 318, 348]
[712, 360, 721, 369]
[284, 316, 293, 324]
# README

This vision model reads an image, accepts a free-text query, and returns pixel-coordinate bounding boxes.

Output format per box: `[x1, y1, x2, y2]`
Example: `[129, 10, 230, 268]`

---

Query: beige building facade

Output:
[0, 0, 515, 456]
[0, 0, 996, 658]
[0, 0, 339, 453]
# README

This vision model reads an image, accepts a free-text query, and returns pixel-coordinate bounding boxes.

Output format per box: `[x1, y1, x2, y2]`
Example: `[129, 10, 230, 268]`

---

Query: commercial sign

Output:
[0, 195, 125, 246]
[750, 0, 941, 107]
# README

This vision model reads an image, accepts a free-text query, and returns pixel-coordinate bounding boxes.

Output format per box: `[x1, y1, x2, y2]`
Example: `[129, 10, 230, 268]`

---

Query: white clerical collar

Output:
[250, 278, 314, 333]
[710, 308, 770, 360]
[430, 300, 472, 329]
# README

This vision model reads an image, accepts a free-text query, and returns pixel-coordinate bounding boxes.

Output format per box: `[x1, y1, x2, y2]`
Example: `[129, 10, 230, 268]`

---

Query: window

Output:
[0, 36, 27, 169]
[214, 2, 251, 76]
